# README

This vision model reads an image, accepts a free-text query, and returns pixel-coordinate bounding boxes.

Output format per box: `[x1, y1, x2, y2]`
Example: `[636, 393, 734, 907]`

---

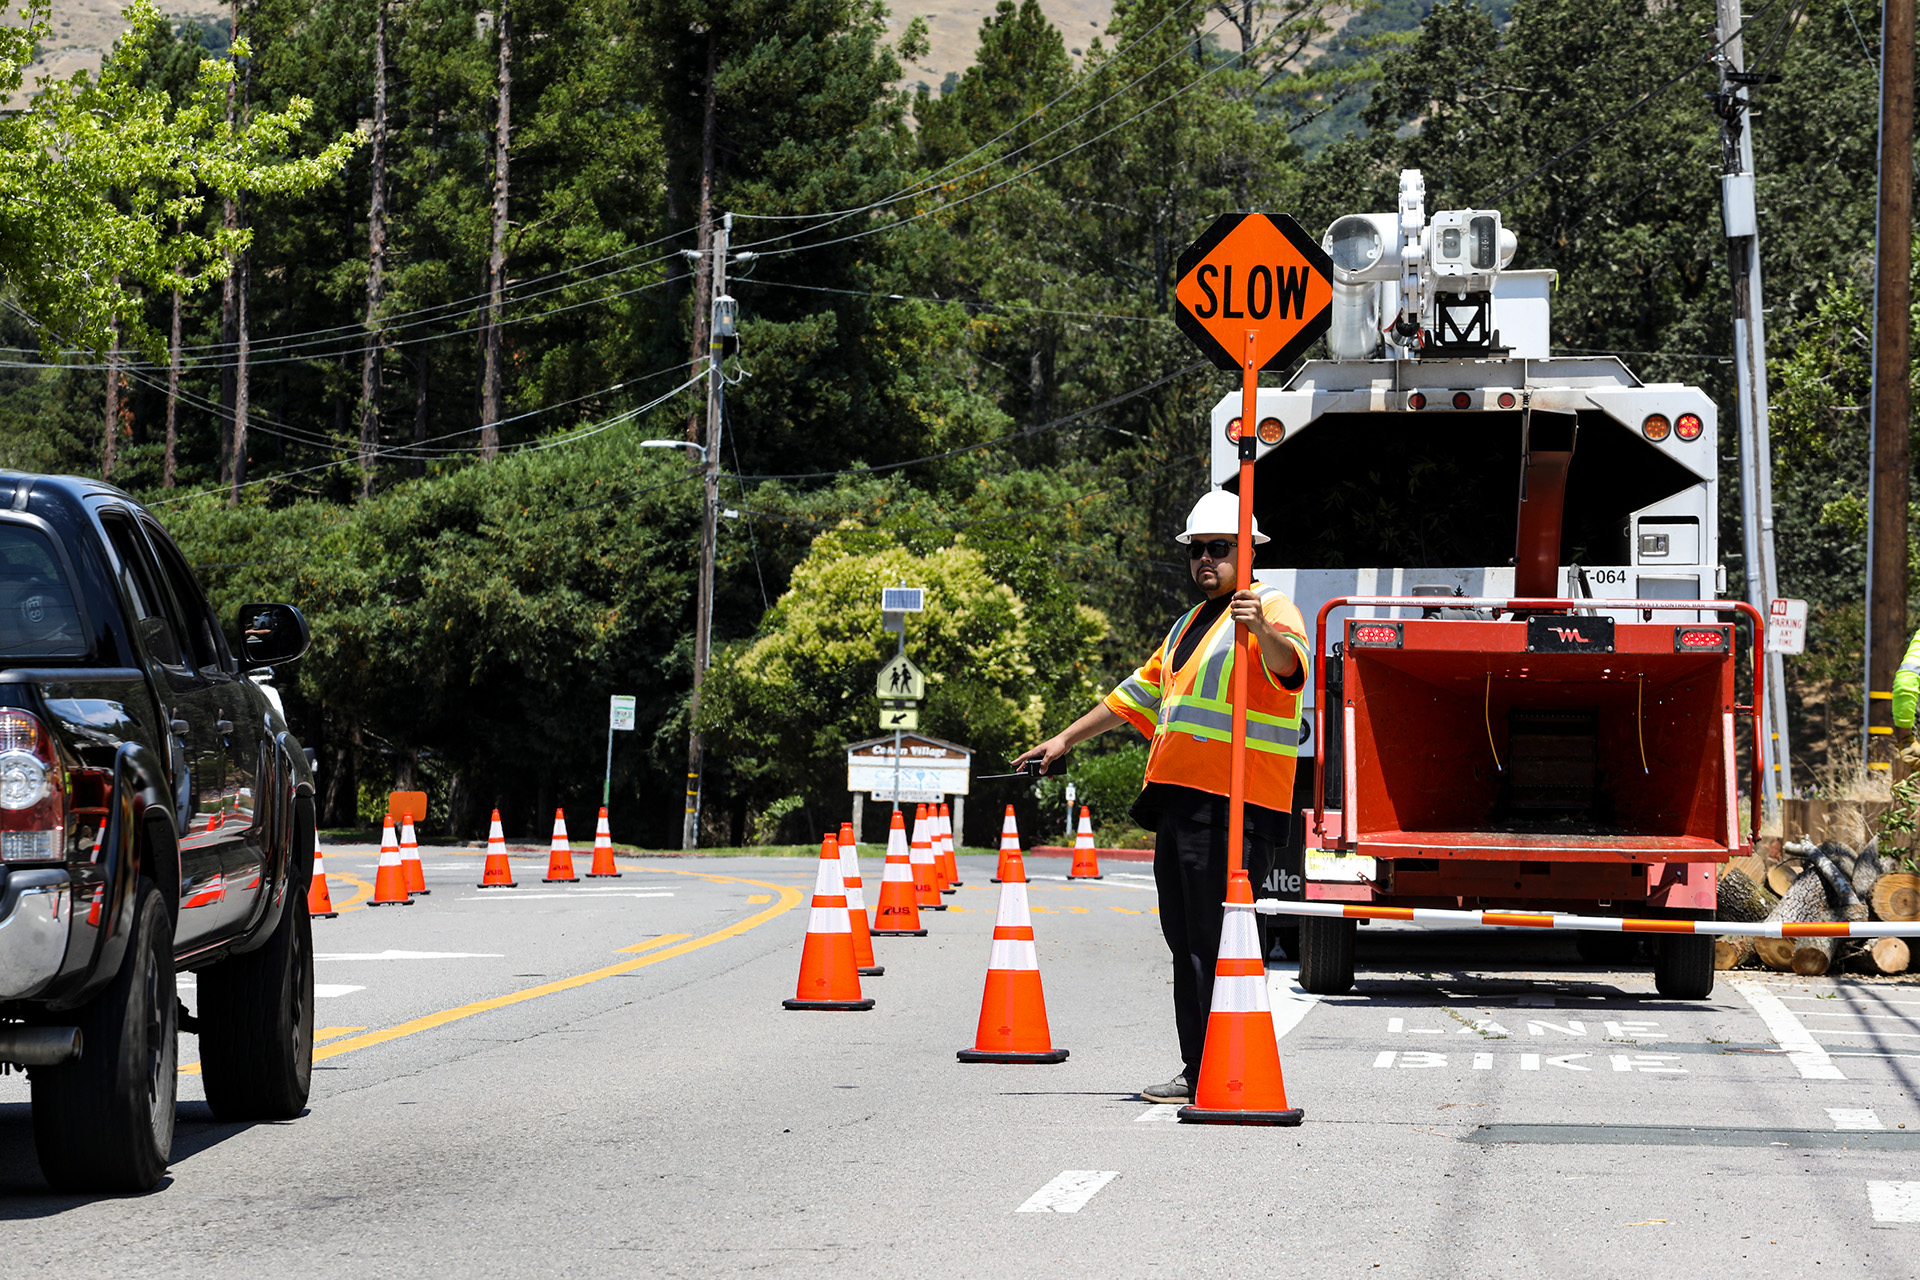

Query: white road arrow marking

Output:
[1733, 979, 1845, 1079]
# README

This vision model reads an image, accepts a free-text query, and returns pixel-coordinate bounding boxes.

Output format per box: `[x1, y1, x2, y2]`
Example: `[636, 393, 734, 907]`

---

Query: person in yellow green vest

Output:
[1011, 489, 1309, 1105]
[1893, 628, 1920, 768]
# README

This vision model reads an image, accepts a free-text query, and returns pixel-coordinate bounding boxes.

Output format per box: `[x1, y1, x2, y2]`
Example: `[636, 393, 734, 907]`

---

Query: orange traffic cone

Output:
[1067, 806, 1103, 880]
[477, 809, 516, 888]
[400, 811, 430, 895]
[991, 805, 1021, 883]
[909, 803, 945, 910]
[586, 806, 621, 877]
[838, 822, 882, 976]
[370, 814, 412, 906]
[307, 844, 338, 919]
[938, 801, 963, 889]
[869, 810, 926, 937]
[957, 838, 1067, 1063]
[1178, 871, 1303, 1126]
[544, 809, 579, 883]
[927, 806, 951, 894]
[783, 833, 874, 1011]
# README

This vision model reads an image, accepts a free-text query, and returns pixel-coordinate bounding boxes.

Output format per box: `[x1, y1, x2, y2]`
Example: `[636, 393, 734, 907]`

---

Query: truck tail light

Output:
[1674, 412, 1703, 441]
[1256, 417, 1285, 444]
[1497, 392, 1517, 409]
[1643, 413, 1671, 441]
[1673, 626, 1730, 652]
[1349, 621, 1404, 648]
[0, 709, 64, 863]
[1452, 391, 1472, 409]
[1407, 392, 1427, 410]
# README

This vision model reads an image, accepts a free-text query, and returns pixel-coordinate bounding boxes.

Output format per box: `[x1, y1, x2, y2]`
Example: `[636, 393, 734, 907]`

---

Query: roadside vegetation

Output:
[0, 0, 1911, 841]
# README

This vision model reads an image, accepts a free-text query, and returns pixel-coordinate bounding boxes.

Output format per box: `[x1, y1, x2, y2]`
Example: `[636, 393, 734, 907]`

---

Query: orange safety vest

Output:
[1103, 586, 1310, 809]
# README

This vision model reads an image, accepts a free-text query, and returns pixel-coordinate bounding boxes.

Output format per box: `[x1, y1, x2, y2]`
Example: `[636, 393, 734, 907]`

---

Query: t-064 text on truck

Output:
[1215, 172, 1760, 999]
[0, 471, 316, 1192]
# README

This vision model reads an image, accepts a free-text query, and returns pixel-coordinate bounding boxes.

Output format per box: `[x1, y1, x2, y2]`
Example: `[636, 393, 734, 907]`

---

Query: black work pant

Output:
[1153, 807, 1277, 1078]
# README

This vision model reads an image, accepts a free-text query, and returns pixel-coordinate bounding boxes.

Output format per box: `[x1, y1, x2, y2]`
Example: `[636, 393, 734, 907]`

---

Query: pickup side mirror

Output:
[237, 602, 310, 667]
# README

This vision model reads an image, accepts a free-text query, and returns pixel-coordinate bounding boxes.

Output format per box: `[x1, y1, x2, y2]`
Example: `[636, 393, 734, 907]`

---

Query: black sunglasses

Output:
[1188, 539, 1236, 561]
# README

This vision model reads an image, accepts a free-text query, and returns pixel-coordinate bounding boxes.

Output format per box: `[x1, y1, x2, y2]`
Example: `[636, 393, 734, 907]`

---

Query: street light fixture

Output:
[640, 439, 707, 460]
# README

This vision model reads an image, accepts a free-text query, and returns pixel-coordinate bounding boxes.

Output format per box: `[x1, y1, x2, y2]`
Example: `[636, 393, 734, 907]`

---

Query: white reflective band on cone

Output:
[989, 938, 1040, 971]
[1254, 898, 1920, 938]
[808, 904, 852, 934]
[995, 884, 1032, 928]
[1208, 974, 1271, 1013]
[1219, 904, 1260, 957]
[838, 845, 868, 911]
[883, 859, 913, 881]
[810, 856, 844, 897]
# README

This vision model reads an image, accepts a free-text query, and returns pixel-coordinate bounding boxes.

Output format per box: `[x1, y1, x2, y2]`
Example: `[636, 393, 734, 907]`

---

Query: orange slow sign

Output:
[1173, 212, 1335, 372]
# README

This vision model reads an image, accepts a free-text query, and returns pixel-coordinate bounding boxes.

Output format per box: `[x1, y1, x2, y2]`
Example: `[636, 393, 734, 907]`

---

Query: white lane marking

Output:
[1373, 1051, 1397, 1068]
[1784, 995, 1920, 1009]
[315, 984, 365, 998]
[1810, 1030, 1920, 1039]
[1472, 1053, 1493, 1070]
[1025, 874, 1154, 892]
[1868, 1182, 1920, 1223]
[1266, 965, 1322, 1041]
[456, 892, 675, 901]
[1828, 1107, 1884, 1131]
[1799, 1012, 1920, 1021]
[316, 951, 505, 961]
[1732, 979, 1846, 1080]
[1017, 1170, 1119, 1213]
[1133, 1107, 1179, 1122]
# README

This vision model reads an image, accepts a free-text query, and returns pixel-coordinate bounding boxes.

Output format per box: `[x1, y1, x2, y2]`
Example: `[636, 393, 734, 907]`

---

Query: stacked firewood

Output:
[1713, 838, 1920, 976]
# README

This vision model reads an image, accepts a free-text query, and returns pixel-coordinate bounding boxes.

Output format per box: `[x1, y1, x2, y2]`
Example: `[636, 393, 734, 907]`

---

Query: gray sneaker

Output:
[1140, 1072, 1191, 1104]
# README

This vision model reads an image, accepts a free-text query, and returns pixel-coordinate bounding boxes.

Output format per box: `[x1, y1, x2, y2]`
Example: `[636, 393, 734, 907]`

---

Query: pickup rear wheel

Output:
[1653, 934, 1715, 999]
[1297, 916, 1356, 994]
[30, 880, 177, 1193]
[197, 887, 313, 1121]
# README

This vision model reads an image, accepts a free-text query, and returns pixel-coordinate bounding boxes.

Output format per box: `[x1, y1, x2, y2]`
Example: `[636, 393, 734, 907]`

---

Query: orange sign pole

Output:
[1227, 328, 1259, 879]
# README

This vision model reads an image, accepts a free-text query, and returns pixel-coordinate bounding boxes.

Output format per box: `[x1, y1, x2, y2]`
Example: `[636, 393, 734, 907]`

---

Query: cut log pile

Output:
[1716, 835, 1920, 975]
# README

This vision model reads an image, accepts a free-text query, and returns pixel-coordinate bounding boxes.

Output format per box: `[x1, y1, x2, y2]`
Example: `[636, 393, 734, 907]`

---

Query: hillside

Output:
[24, 0, 1111, 92]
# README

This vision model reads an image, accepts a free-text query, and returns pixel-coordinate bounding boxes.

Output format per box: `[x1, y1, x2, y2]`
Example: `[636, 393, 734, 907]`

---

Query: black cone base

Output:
[783, 997, 875, 1011]
[990, 877, 1003, 884]
[410, 889, 432, 895]
[544, 877, 579, 884]
[1067, 874, 1104, 880]
[369, 899, 413, 907]
[871, 928, 928, 937]
[476, 882, 517, 889]
[859, 965, 885, 976]
[313, 911, 339, 919]
[586, 872, 623, 878]
[957, 1048, 1070, 1064]
[1176, 1105, 1304, 1126]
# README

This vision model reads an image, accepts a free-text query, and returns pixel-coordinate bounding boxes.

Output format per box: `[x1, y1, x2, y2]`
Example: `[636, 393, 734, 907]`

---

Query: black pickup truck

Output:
[0, 471, 316, 1192]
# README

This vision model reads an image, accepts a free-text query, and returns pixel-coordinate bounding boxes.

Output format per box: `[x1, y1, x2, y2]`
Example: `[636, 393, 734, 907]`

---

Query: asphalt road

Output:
[2, 844, 1918, 1278]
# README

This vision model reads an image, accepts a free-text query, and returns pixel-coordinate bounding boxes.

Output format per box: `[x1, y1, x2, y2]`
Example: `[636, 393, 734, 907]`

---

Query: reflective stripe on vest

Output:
[1154, 586, 1301, 757]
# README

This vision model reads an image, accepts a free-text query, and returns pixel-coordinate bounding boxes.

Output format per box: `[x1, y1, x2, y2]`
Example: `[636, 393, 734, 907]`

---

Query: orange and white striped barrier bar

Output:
[1255, 899, 1920, 938]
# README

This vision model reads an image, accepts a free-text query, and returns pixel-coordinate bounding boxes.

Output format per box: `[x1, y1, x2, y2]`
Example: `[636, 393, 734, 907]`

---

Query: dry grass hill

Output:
[20, 1, 1117, 94]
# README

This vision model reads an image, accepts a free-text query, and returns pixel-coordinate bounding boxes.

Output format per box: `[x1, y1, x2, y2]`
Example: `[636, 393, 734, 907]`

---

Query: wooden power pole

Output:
[1866, 0, 1914, 773]
[682, 213, 729, 850]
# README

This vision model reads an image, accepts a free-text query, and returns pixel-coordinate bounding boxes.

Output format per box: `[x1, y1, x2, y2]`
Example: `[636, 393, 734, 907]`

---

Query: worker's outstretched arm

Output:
[1895, 627, 1920, 734]
[1013, 704, 1127, 774]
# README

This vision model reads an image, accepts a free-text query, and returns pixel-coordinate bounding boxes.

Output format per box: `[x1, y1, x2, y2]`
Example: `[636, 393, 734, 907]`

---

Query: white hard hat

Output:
[1176, 489, 1267, 545]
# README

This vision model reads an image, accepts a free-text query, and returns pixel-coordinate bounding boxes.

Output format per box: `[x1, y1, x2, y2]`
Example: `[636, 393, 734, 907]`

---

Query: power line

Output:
[723, 360, 1209, 483]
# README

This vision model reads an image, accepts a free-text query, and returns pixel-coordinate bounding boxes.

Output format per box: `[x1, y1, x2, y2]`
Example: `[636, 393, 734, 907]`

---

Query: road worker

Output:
[1892, 627, 1920, 770]
[1012, 489, 1310, 1104]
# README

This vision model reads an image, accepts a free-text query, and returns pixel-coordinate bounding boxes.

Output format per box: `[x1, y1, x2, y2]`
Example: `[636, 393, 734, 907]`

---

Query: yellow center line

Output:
[328, 872, 375, 913]
[307, 869, 800, 1063]
[314, 1026, 367, 1042]
[182, 869, 801, 1076]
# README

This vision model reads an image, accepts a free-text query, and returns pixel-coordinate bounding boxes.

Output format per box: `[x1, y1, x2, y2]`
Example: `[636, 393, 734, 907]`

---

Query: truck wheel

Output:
[197, 887, 313, 1121]
[1653, 934, 1715, 999]
[30, 881, 177, 1193]
[1297, 917, 1356, 994]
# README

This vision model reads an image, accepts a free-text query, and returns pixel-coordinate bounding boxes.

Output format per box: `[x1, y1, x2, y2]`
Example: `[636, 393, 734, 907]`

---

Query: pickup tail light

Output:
[0, 709, 64, 863]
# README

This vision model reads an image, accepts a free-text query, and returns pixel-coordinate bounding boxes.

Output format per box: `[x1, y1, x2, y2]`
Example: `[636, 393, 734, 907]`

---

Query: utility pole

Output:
[1865, 0, 1915, 775]
[682, 212, 730, 850]
[1713, 0, 1792, 818]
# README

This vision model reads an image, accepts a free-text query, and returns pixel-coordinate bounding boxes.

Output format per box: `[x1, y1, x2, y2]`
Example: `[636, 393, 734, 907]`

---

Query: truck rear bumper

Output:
[0, 869, 72, 1000]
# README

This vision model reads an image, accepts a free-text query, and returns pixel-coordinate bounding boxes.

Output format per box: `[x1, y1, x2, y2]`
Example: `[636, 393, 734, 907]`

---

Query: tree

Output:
[0, 0, 357, 355]
[696, 530, 1106, 843]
